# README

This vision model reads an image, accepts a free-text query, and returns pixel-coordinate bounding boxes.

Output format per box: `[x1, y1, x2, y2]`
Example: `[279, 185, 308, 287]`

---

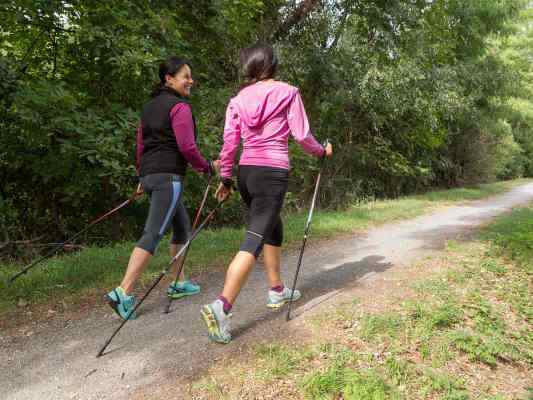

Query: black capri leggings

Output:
[238, 165, 289, 258]
[136, 173, 191, 255]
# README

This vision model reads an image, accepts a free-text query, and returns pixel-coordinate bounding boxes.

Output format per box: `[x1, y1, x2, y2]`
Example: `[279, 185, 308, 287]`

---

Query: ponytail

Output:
[239, 43, 278, 91]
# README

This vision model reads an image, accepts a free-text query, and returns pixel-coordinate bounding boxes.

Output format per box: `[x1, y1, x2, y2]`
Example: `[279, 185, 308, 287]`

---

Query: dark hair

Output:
[151, 56, 190, 97]
[239, 43, 278, 88]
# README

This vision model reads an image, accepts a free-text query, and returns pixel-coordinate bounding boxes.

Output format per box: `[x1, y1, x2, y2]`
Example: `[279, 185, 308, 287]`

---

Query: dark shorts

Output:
[237, 165, 288, 258]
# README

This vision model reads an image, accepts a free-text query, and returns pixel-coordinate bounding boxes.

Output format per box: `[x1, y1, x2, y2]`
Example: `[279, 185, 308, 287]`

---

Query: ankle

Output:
[217, 295, 233, 314]
[117, 286, 129, 296]
[270, 284, 284, 293]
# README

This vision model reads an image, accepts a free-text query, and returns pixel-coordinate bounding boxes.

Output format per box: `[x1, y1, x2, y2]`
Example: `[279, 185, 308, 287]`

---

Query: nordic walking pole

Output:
[286, 140, 329, 321]
[163, 178, 211, 314]
[96, 200, 224, 358]
[8, 188, 142, 284]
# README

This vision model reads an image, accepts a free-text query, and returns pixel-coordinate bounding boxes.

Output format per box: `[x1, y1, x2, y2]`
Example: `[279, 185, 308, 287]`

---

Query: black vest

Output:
[139, 88, 196, 177]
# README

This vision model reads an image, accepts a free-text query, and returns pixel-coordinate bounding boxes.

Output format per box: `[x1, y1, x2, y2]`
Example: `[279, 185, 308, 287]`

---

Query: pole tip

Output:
[96, 343, 109, 358]
[7, 272, 23, 286]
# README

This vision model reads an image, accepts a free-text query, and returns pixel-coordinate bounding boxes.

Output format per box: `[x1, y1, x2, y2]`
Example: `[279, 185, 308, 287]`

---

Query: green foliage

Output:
[1, 0, 532, 250]
[496, 6, 533, 178]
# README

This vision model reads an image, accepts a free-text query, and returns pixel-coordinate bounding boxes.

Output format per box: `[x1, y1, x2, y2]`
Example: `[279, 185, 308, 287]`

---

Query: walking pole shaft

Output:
[97, 202, 223, 357]
[97, 269, 166, 358]
[164, 180, 211, 313]
[286, 138, 329, 321]
[286, 235, 309, 321]
[286, 171, 322, 321]
[8, 193, 139, 284]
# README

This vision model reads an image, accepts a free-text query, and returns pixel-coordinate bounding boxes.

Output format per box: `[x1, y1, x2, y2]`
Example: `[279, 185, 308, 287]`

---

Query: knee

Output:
[239, 230, 264, 258]
[136, 231, 163, 255]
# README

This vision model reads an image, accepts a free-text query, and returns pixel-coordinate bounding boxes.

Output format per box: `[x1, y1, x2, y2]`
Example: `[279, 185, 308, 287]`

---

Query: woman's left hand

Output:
[324, 142, 333, 158]
[136, 183, 144, 196]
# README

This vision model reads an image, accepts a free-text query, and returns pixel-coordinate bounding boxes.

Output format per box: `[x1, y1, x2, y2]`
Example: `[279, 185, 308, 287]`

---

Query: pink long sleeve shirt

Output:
[219, 81, 325, 179]
[136, 103, 209, 174]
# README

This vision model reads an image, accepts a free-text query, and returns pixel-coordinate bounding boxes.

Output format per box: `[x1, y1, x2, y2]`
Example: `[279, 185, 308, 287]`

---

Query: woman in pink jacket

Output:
[201, 44, 333, 343]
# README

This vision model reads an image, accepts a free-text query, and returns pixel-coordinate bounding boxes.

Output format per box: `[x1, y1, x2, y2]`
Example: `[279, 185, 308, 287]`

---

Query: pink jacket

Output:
[219, 81, 325, 178]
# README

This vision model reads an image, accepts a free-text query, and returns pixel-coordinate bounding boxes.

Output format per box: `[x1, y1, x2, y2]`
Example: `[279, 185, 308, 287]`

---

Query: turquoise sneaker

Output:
[167, 280, 200, 299]
[200, 300, 232, 344]
[104, 287, 137, 320]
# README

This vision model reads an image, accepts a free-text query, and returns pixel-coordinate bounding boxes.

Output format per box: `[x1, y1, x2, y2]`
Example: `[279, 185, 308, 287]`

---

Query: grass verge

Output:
[0, 178, 528, 318]
[188, 204, 533, 399]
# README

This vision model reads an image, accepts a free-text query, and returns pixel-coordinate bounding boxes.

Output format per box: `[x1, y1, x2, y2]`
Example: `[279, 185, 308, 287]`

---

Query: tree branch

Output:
[271, 0, 322, 42]
[328, 5, 351, 50]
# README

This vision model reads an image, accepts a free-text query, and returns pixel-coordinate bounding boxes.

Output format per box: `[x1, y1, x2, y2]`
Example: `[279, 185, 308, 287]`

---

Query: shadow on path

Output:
[232, 255, 392, 339]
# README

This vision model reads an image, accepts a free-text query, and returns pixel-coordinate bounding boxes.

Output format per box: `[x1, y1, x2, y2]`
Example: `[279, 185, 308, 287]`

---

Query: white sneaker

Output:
[267, 286, 301, 309]
[200, 299, 232, 344]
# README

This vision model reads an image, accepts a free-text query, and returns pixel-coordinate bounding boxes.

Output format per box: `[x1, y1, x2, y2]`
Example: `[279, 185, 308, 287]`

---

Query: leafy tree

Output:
[0, 0, 531, 254]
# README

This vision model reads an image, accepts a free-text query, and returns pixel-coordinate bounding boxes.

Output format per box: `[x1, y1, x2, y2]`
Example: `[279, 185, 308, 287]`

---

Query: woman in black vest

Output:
[105, 57, 215, 320]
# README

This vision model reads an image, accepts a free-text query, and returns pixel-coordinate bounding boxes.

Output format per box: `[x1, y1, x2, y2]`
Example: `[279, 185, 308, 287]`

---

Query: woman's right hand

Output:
[211, 159, 221, 176]
[324, 142, 333, 158]
[215, 182, 232, 202]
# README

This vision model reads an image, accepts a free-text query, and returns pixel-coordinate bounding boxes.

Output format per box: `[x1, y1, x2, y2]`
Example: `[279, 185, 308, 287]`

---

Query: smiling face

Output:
[165, 64, 193, 97]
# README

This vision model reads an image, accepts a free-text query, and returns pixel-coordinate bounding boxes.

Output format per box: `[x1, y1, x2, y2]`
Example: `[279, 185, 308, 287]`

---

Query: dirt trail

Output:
[2, 183, 533, 400]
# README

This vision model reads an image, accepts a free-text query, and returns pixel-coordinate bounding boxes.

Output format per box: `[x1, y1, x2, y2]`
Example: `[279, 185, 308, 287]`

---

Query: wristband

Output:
[222, 178, 234, 189]
[321, 139, 330, 158]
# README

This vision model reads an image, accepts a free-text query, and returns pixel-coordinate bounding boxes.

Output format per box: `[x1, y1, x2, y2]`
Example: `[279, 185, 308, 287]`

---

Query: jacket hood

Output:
[232, 82, 297, 128]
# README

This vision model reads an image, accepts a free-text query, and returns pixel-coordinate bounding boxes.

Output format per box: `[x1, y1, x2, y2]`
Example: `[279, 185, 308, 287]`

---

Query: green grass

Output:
[303, 216, 533, 397]
[0, 179, 527, 317]
[254, 343, 314, 381]
[302, 366, 402, 400]
[187, 204, 533, 399]
[190, 377, 232, 400]
[418, 369, 469, 400]
[299, 343, 400, 400]
[359, 312, 405, 341]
